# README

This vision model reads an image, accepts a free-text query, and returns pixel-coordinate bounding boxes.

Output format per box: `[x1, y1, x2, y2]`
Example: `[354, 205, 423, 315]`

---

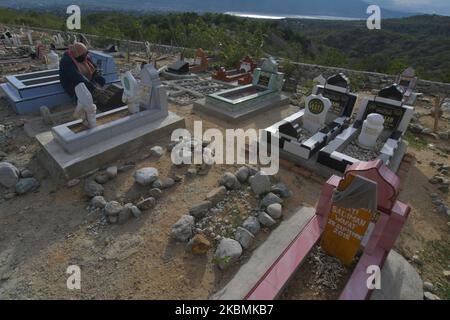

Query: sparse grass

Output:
[419, 240, 450, 299]
[404, 130, 427, 150]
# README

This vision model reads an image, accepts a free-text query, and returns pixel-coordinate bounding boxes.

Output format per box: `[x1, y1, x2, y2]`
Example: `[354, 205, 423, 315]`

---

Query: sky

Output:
[373, 0, 450, 15]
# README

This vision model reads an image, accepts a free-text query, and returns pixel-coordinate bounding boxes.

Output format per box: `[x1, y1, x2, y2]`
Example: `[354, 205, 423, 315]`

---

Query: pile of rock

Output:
[429, 162, 449, 194]
[170, 166, 292, 270]
[0, 162, 40, 198]
[423, 281, 441, 300]
[84, 166, 178, 225]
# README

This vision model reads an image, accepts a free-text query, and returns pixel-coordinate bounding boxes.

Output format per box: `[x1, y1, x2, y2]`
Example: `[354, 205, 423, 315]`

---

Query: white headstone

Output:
[73, 83, 97, 128]
[358, 113, 385, 149]
[303, 94, 332, 134]
[121, 71, 140, 114]
[313, 74, 327, 86]
[140, 64, 168, 113]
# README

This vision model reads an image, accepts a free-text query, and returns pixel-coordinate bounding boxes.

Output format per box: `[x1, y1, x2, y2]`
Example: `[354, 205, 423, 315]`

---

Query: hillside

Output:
[1, 8, 449, 83]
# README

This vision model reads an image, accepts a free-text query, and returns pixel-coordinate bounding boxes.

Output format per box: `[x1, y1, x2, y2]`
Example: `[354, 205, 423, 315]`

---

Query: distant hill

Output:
[0, 0, 412, 19]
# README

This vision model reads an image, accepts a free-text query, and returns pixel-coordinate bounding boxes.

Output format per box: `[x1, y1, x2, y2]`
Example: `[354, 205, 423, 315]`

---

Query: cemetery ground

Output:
[1, 52, 449, 300]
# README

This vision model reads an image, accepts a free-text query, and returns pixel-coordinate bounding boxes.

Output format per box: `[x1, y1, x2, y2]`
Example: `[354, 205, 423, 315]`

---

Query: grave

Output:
[212, 56, 257, 85]
[35, 64, 185, 180]
[318, 84, 414, 173]
[0, 50, 120, 114]
[395, 67, 419, 105]
[194, 57, 289, 123]
[263, 73, 357, 160]
[162, 48, 208, 80]
[215, 160, 411, 300]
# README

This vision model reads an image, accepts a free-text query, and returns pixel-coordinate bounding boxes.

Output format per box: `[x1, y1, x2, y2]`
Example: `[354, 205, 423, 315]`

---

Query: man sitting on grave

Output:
[59, 42, 106, 98]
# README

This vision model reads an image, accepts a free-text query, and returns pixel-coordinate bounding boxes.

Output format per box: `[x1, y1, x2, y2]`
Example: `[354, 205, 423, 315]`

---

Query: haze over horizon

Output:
[0, 0, 449, 18]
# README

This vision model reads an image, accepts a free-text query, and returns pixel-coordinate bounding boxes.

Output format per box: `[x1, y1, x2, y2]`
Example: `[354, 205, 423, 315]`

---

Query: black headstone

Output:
[378, 84, 403, 102]
[326, 73, 350, 88]
[167, 60, 190, 75]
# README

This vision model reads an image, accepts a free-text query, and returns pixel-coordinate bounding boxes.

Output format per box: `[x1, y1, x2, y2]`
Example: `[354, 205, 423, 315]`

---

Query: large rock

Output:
[215, 238, 243, 270]
[136, 197, 156, 210]
[206, 186, 227, 205]
[189, 201, 212, 219]
[188, 234, 212, 255]
[104, 201, 123, 217]
[235, 166, 250, 183]
[135, 167, 159, 186]
[260, 193, 283, 208]
[0, 162, 19, 188]
[84, 180, 104, 197]
[271, 183, 292, 198]
[15, 178, 40, 195]
[91, 196, 107, 209]
[266, 203, 282, 219]
[171, 215, 195, 242]
[219, 172, 241, 190]
[242, 216, 261, 235]
[249, 171, 271, 196]
[371, 250, 424, 300]
[150, 146, 164, 158]
[234, 227, 255, 249]
[258, 212, 276, 227]
[153, 177, 175, 189]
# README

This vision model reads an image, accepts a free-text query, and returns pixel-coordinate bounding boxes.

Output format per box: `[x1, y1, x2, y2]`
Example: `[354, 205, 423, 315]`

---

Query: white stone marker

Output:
[73, 83, 97, 128]
[358, 113, 385, 149]
[303, 94, 332, 134]
[121, 71, 141, 114]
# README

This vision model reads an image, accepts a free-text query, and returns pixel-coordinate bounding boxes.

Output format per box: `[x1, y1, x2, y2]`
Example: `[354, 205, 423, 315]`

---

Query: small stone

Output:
[134, 167, 159, 186]
[424, 292, 440, 300]
[84, 180, 104, 198]
[136, 197, 156, 210]
[159, 177, 175, 189]
[15, 178, 40, 195]
[149, 188, 162, 199]
[106, 166, 118, 179]
[67, 179, 80, 188]
[271, 183, 292, 198]
[219, 172, 241, 190]
[20, 169, 33, 178]
[172, 175, 183, 183]
[150, 146, 164, 157]
[0, 162, 20, 188]
[189, 201, 212, 219]
[249, 171, 271, 196]
[234, 227, 255, 249]
[188, 234, 212, 255]
[438, 185, 449, 193]
[411, 255, 422, 265]
[260, 192, 283, 208]
[423, 282, 434, 293]
[258, 212, 276, 227]
[266, 203, 282, 219]
[235, 166, 250, 183]
[118, 164, 135, 172]
[214, 238, 242, 270]
[242, 216, 261, 235]
[91, 196, 107, 209]
[443, 270, 450, 278]
[118, 203, 133, 224]
[131, 205, 142, 218]
[206, 186, 227, 205]
[171, 215, 195, 242]
[186, 168, 197, 177]
[104, 201, 123, 217]
[94, 172, 110, 184]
